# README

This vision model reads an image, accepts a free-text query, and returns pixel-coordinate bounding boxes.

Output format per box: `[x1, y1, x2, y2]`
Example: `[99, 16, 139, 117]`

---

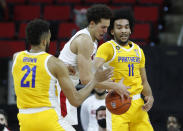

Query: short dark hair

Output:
[108, 8, 135, 38]
[0, 109, 7, 121]
[87, 4, 112, 24]
[96, 106, 106, 117]
[26, 19, 50, 46]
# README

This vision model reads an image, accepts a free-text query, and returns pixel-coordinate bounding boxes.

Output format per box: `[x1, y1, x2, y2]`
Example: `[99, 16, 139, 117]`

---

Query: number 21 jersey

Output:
[12, 51, 58, 109]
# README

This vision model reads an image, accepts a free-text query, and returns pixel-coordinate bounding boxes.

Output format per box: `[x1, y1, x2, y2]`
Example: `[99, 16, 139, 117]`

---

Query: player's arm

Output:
[48, 56, 113, 107]
[94, 43, 130, 98]
[141, 68, 154, 111]
[77, 38, 124, 92]
[75, 34, 94, 85]
[140, 49, 154, 111]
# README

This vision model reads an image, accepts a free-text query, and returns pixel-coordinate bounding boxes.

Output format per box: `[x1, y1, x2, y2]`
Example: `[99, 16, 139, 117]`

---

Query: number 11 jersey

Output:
[96, 40, 145, 96]
[12, 51, 58, 109]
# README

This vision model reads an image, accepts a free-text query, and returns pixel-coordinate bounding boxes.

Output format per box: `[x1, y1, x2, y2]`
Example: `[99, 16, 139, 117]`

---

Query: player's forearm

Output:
[79, 65, 94, 85]
[142, 81, 153, 97]
[80, 74, 93, 85]
[95, 80, 118, 90]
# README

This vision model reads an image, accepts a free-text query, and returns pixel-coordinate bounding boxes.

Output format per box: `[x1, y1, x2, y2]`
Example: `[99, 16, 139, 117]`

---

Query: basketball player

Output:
[12, 19, 113, 131]
[58, 4, 129, 126]
[94, 8, 154, 131]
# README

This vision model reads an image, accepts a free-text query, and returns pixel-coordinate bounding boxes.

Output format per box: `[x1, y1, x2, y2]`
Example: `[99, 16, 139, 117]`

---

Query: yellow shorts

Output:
[18, 108, 73, 131]
[106, 98, 154, 131]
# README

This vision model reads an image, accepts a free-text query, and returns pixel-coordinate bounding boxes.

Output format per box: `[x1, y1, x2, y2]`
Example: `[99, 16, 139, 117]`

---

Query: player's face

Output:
[0, 114, 7, 126]
[94, 18, 110, 41]
[112, 19, 131, 46]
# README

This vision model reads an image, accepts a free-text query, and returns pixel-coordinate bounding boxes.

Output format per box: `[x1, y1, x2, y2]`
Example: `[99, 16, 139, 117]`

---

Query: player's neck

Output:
[114, 39, 129, 47]
[29, 45, 45, 53]
[95, 94, 106, 99]
[87, 26, 96, 42]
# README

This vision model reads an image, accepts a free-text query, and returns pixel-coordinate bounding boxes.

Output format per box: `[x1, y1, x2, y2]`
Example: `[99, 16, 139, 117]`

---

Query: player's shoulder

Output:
[13, 51, 24, 61]
[74, 34, 91, 43]
[131, 41, 141, 48]
[99, 40, 114, 48]
[130, 41, 143, 50]
[73, 34, 93, 49]
[47, 55, 68, 76]
[48, 55, 64, 67]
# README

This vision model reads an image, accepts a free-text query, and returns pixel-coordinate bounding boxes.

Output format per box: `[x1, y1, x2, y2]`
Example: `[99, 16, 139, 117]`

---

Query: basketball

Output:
[105, 91, 131, 115]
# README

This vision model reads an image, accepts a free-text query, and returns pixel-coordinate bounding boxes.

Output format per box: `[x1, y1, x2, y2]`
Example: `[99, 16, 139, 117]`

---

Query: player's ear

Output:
[89, 21, 96, 28]
[42, 39, 47, 47]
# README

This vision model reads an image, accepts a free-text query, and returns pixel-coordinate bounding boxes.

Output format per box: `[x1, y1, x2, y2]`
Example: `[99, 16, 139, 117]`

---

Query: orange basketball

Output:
[105, 91, 131, 115]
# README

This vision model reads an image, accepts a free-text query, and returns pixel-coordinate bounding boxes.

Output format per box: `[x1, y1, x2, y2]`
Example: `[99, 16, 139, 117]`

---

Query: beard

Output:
[114, 33, 130, 46]
[94, 90, 106, 96]
[116, 38, 129, 46]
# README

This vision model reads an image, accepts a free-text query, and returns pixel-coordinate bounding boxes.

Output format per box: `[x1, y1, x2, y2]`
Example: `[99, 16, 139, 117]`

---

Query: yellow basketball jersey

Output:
[96, 40, 145, 96]
[12, 51, 58, 109]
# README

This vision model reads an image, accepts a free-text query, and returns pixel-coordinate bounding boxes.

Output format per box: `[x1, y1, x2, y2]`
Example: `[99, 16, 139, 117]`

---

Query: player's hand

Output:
[142, 95, 154, 112]
[94, 66, 113, 82]
[114, 78, 130, 101]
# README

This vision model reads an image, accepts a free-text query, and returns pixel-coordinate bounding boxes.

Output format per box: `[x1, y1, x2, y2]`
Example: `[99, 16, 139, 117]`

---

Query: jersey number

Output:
[128, 64, 134, 76]
[21, 65, 37, 88]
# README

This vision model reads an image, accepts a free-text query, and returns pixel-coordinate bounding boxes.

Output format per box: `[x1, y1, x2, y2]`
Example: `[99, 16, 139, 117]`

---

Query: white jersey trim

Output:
[45, 55, 57, 81]
[136, 43, 142, 59]
[19, 107, 75, 131]
[12, 51, 22, 74]
[19, 107, 53, 114]
[25, 50, 46, 56]
[107, 41, 116, 63]
[45, 55, 59, 108]
[112, 40, 135, 52]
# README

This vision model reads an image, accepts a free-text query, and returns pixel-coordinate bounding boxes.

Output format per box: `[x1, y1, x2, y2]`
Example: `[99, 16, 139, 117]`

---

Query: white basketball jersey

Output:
[57, 28, 98, 126]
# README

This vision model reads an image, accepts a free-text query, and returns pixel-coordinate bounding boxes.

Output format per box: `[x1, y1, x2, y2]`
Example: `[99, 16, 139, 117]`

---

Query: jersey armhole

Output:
[106, 42, 116, 63]
[134, 42, 142, 60]
[45, 55, 57, 81]
[12, 52, 22, 74]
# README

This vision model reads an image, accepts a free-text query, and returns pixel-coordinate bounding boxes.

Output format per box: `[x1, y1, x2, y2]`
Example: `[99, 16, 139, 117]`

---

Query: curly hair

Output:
[26, 19, 50, 46]
[87, 4, 112, 24]
[108, 8, 135, 38]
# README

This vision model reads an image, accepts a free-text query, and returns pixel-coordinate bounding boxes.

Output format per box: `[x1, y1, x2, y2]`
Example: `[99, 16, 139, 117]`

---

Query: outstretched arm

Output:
[48, 56, 113, 107]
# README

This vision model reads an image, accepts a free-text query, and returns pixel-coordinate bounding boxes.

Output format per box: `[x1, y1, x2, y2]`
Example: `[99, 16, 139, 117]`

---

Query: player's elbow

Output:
[69, 100, 81, 107]
[80, 77, 91, 85]
[80, 80, 89, 85]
